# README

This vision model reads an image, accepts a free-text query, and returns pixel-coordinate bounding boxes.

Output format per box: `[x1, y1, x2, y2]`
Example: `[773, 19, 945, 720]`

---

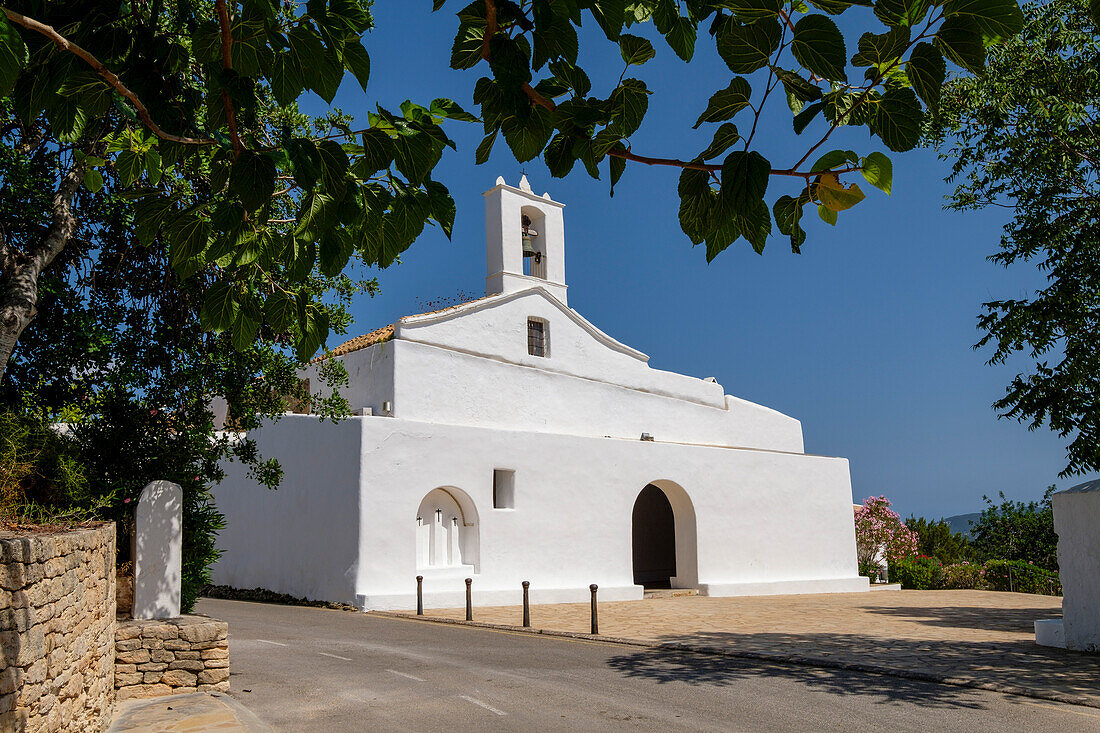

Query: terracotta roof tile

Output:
[310, 295, 493, 364]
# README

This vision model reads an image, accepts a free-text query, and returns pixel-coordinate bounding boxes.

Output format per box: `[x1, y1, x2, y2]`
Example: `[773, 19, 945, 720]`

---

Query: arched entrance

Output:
[631, 481, 698, 589]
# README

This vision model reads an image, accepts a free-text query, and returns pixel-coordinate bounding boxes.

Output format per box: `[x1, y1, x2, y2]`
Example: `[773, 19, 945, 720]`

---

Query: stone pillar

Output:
[1053, 481, 1100, 651]
[133, 480, 183, 620]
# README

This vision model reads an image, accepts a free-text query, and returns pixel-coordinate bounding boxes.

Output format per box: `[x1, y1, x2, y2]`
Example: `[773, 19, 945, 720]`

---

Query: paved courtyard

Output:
[392, 589, 1100, 707]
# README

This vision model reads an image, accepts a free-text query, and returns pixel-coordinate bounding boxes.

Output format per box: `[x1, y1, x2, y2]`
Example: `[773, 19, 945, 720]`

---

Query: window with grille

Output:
[527, 318, 547, 357]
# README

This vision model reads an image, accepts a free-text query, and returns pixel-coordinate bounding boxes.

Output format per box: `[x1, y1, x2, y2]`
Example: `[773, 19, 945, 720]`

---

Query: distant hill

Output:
[943, 512, 982, 538]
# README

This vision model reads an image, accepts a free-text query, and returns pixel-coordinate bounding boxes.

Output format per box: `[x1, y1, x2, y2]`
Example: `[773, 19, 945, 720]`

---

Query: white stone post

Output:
[132, 480, 183, 620]
[1035, 480, 1100, 651]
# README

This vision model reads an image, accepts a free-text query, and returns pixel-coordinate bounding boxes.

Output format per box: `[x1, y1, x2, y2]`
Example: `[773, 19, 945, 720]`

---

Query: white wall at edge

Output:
[1054, 486, 1100, 652]
[212, 415, 862, 610]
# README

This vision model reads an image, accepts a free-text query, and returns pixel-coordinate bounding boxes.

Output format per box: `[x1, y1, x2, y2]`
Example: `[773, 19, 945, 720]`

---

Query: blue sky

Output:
[302, 2, 1094, 520]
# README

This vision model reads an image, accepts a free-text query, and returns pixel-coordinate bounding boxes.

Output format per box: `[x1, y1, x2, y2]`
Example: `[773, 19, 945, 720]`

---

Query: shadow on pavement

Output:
[605, 630, 1100, 709]
[861, 604, 1060, 633]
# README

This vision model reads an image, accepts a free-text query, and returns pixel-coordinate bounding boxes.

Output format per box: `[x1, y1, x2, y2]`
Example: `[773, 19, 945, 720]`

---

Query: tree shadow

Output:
[606, 630, 1100, 710]
[861, 605, 1060, 633]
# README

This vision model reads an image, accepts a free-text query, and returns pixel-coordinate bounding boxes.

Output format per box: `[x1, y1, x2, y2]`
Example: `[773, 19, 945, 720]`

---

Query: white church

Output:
[211, 176, 867, 610]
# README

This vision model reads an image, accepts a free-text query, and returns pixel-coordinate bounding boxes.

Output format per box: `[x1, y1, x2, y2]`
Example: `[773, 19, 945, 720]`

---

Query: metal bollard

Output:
[465, 577, 473, 621]
[522, 581, 530, 627]
[416, 575, 424, 615]
[589, 584, 599, 635]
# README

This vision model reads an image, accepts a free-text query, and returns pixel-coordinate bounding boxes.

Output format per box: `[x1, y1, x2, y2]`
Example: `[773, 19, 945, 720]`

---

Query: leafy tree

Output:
[0, 0, 472, 378]
[904, 515, 971, 563]
[926, 0, 1100, 476]
[969, 486, 1059, 570]
[0, 0, 1024, 375]
[439, 0, 1022, 262]
[0, 83, 357, 610]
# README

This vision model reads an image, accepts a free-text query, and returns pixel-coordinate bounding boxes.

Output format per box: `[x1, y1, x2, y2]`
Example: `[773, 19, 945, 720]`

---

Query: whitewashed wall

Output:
[1053, 482, 1100, 652]
[213, 415, 862, 610]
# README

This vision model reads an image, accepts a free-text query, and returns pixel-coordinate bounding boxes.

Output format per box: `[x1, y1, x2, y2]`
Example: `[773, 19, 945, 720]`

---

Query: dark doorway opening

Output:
[632, 484, 676, 588]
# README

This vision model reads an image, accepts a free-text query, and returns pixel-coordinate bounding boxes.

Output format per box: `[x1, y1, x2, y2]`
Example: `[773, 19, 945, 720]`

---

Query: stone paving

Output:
[107, 692, 271, 732]
[393, 589, 1100, 707]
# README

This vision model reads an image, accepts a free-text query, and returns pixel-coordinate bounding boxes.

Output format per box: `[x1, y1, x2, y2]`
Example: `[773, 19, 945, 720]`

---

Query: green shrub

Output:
[889, 556, 943, 589]
[940, 562, 985, 589]
[983, 559, 1061, 595]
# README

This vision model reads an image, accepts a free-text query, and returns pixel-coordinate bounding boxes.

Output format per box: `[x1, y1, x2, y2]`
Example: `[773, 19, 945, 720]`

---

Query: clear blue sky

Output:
[302, 3, 1095, 520]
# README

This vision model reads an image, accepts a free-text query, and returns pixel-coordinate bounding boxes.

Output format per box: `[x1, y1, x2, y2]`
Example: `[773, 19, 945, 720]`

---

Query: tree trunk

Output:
[0, 152, 91, 381]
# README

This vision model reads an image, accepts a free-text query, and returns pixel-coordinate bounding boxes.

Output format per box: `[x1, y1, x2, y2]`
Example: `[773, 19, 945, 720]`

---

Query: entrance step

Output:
[643, 588, 699, 600]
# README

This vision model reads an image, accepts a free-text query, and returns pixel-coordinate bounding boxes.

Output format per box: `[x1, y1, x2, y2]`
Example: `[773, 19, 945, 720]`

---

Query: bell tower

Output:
[484, 175, 567, 305]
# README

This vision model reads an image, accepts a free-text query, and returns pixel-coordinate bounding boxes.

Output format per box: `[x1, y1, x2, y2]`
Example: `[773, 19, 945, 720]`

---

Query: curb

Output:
[370, 610, 1098, 710]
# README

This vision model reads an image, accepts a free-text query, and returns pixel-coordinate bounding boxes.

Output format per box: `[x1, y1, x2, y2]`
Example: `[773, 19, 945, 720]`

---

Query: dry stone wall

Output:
[0, 523, 116, 732]
[114, 616, 229, 700]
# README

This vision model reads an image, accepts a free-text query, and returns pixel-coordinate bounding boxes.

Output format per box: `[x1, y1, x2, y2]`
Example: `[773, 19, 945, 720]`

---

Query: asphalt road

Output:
[197, 598, 1100, 732]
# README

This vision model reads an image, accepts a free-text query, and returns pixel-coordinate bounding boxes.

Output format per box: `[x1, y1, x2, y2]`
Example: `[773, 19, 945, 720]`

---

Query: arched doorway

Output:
[416, 487, 480, 571]
[632, 484, 677, 588]
[632, 481, 699, 590]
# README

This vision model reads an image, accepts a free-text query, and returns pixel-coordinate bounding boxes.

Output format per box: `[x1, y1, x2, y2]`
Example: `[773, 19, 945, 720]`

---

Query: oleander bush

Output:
[940, 562, 985, 590]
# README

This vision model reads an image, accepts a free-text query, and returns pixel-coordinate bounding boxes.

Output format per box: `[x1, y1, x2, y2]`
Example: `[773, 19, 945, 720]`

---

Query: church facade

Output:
[211, 176, 867, 610]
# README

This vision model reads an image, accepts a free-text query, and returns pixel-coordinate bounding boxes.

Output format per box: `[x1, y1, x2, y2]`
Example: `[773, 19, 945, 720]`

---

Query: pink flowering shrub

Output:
[854, 496, 919, 576]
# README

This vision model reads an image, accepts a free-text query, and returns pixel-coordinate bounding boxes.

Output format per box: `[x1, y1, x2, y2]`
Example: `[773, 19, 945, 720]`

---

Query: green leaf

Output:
[724, 0, 783, 23]
[861, 151, 893, 194]
[943, 0, 1023, 41]
[231, 306, 262, 353]
[501, 107, 555, 163]
[811, 149, 857, 172]
[83, 169, 104, 194]
[392, 131, 442, 184]
[115, 150, 144, 187]
[773, 195, 807, 253]
[287, 138, 323, 190]
[317, 140, 350, 191]
[230, 150, 278, 212]
[591, 0, 627, 41]
[720, 150, 771, 214]
[264, 291, 297, 332]
[425, 179, 456, 239]
[358, 128, 395, 175]
[699, 123, 741, 161]
[342, 41, 372, 92]
[736, 198, 772, 254]
[935, 17, 985, 73]
[817, 173, 866, 211]
[792, 15, 848, 82]
[475, 130, 497, 164]
[609, 149, 626, 195]
[319, 228, 354, 277]
[871, 87, 922, 152]
[0, 14, 28, 96]
[450, 24, 485, 70]
[693, 77, 753, 128]
[312, 48, 345, 104]
[793, 100, 825, 134]
[619, 34, 656, 65]
[906, 42, 945, 113]
[430, 98, 478, 122]
[817, 204, 837, 225]
[144, 150, 162, 187]
[851, 26, 910, 67]
[270, 48, 305, 105]
[663, 15, 697, 61]
[717, 20, 783, 75]
[534, 12, 579, 69]
[608, 78, 650, 137]
[772, 67, 824, 103]
[544, 132, 578, 177]
[169, 215, 212, 268]
[872, 0, 930, 26]
[201, 282, 239, 333]
[678, 168, 717, 245]
[549, 60, 592, 96]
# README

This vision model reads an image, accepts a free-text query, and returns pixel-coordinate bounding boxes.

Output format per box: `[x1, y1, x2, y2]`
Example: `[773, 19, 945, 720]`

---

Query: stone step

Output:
[643, 588, 700, 599]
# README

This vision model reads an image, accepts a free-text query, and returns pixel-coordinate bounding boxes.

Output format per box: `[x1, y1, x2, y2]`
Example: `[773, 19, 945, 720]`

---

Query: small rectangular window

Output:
[493, 469, 515, 509]
[527, 318, 547, 357]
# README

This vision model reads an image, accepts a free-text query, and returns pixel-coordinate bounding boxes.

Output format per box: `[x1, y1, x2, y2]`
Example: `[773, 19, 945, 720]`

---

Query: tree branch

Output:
[2, 8, 215, 147]
[215, 0, 243, 158]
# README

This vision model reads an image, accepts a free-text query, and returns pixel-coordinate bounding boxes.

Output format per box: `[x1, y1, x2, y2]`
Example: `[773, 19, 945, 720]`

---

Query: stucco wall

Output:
[211, 418, 363, 604]
[0, 523, 116, 732]
[1054, 483, 1100, 652]
[213, 416, 861, 611]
